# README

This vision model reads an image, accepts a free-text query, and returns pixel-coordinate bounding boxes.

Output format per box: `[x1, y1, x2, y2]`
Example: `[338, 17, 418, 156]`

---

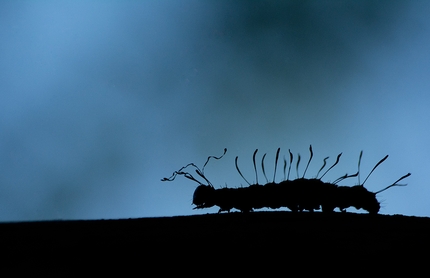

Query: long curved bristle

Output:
[235, 156, 251, 186]
[287, 149, 293, 181]
[319, 153, 342, 179]
[357, 151, 363, 185]
[273, 148, 280, 182]
[362, 155, 388, 186]
[261, 153, 269, 183]
[302, 145, 313, 178]
[316, 156, 329, 179]
[253, 149, 259, 184]
[283, 156, 287, 181]
[374, 173, 411, 194]
[296, 153, 301, 179]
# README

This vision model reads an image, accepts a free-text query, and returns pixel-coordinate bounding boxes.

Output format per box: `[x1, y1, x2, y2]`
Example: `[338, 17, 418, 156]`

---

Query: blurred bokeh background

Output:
[1, 0, 429, 221]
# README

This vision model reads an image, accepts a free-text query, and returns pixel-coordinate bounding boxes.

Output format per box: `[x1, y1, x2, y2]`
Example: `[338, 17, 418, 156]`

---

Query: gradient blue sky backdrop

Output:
[1, 1, 429, 221]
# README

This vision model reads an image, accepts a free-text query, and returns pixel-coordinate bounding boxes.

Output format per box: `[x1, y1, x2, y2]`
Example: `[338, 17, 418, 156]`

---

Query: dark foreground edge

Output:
[2, 211, 430, 267]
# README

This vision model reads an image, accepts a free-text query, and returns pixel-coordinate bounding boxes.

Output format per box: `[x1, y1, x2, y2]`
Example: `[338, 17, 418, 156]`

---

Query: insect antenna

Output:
[194, 167, 214, 187]
[316, 156, 329, 179]
[287, 149, 293, 180]
[361, 155, 388, 187]
[374, 173, 411, 194]
[177, 171, 204, 185]
[273, 147, 281, 182]
[261, 153, 269, 183]
[319, 153, 342, 180]
[235, 156, 251, 186]
[162, 164, 190, 181]
[202, 148, 227, 174]
[302, 145, 313, 178]
[195, 148, 228, 187]
[162, 149, 227, 186]
[253, 149, 259, 184]
[161, 163, 205, 186]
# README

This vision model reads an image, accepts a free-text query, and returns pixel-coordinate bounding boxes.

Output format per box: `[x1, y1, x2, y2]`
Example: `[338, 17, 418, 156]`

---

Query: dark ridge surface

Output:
[2, 211, 430, 269]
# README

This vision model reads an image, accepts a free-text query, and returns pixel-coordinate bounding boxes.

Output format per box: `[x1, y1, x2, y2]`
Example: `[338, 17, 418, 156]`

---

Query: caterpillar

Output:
[162, 146, 411, 214]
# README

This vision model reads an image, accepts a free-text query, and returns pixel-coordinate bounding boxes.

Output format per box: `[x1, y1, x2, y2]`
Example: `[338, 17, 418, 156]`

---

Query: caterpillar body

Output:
[162, 146, 410, 214]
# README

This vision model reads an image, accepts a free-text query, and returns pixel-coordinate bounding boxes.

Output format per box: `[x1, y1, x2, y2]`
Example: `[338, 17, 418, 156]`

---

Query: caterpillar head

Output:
[354, 153, 410, 214]
[349, 186, 380, 214]
[192, 185, 216, 209]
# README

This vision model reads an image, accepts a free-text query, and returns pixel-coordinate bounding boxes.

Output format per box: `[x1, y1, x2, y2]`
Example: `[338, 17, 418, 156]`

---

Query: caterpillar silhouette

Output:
[162, 146, 410, 214]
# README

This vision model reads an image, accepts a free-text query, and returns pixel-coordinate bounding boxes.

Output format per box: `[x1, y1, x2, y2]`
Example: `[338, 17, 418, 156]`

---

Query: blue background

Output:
[1, 1, 428, 221]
